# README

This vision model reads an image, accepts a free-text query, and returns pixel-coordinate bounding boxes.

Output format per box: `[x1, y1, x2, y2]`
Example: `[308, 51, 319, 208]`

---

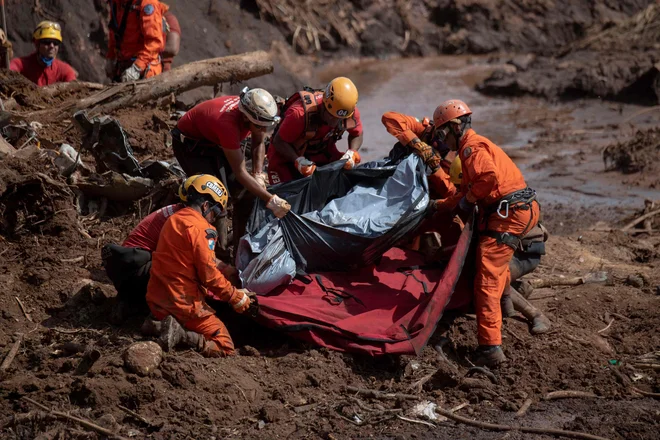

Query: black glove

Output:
[454, 196, 474, 223]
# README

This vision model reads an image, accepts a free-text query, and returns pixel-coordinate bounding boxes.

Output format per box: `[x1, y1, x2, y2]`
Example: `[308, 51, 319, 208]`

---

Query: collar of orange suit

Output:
[457, 128, 476, 155]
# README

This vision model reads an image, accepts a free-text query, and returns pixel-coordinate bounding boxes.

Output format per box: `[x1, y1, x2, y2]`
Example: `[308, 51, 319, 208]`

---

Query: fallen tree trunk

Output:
[68, 51, 273, 115]
[40, 81, 106, 99]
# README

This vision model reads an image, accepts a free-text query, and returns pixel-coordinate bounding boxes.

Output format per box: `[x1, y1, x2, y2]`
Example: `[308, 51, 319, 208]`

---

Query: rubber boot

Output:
[500, 293, 516, 318]
[509, 287, 551, 335]
[474, 345, 507, 368]
[158, 315, 220, 356]
[140, 315, 162, 336]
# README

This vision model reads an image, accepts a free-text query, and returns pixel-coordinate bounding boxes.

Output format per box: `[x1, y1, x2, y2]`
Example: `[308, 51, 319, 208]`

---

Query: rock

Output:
[259, 402, 289, 423]
[240, 345, 261, 357]
[124, 342, 163, 376]
[96, 414, 119, 432]
[625, 274, 645, 288]
[508, 54, 536, 72]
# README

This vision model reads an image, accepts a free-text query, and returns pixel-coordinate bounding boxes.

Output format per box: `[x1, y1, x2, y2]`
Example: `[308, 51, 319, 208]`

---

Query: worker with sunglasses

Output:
[144, 174, 257, 357]
[9, 21, 77, 86]
[407, 100, 540, 368]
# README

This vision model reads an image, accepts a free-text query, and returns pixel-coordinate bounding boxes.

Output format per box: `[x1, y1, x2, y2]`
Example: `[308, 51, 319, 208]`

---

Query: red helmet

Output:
[433, 100, 472, 127]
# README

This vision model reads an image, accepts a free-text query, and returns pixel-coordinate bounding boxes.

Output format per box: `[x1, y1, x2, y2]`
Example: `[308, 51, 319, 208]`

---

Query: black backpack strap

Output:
[110, 0, 140, 54]
[396, 266, 430, 296]
[315, 275, 365, 307]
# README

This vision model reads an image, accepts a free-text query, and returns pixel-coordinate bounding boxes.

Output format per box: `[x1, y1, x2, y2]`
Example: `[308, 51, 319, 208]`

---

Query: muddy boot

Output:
[140, 315, 162, 337]
[159, 315, 188, 352]
[474, 345, 507, 368]
[509, 287, 552, 335]
[500, 293, 516, 318]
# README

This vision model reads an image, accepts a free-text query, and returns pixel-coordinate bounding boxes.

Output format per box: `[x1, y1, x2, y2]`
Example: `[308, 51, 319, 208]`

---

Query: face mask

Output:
[40, 55, 54, 67]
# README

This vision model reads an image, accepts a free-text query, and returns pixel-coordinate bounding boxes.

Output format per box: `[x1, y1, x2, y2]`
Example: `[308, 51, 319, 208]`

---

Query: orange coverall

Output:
[439, 129, 540, 346]
[146, 207, 243, 355]
[107, 0, 164, 78]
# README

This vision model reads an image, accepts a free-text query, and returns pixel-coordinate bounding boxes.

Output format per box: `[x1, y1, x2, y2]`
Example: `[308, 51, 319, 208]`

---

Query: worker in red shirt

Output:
[173, 88, 291, 252]
[9, 21, 77, 86]
[160, 3, 181, 72]
[268, 77, 364, 185]
[409, 99, 540, 367]
[102, 176, 235, 323]
[145, 175, 255, 357]
[106, 0, 164, 82]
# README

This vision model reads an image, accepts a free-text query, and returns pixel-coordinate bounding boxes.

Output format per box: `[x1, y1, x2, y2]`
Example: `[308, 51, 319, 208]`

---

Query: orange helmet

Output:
[323, 77, 358, 119]
[433, 100, 472, 127]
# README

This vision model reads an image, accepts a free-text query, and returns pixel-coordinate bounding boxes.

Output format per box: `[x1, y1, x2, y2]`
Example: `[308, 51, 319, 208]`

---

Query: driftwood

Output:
[542, 390, 598, 400]
[0, 334, 24, 372]
[435, 407, 610, 440]
[67, 51, 273, 116]
[39, 81, 105, 98]
[343, 386, 420, 401]
[22, 397, 129, 440]
[622, 207, 660, 231]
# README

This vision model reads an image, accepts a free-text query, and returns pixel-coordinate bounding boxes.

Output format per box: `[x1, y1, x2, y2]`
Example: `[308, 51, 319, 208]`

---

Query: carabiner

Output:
[497, 200, 509, 219]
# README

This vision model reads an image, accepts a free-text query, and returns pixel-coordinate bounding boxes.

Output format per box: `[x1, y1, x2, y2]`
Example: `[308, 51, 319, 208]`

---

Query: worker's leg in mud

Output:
[158, 314, 235, 357]
[507, 286, 551, 334]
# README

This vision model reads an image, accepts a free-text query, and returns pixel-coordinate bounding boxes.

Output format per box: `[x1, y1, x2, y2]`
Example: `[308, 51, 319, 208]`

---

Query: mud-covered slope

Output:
[478, 3, 660, 104]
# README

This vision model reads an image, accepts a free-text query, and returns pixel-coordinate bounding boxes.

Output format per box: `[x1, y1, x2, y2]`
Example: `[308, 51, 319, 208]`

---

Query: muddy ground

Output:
[2, 1, 660, 439]
[1, 71, 660, 439]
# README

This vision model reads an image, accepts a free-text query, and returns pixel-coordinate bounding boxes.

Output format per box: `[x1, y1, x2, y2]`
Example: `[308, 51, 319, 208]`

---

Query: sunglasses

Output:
[39, 39, 61, 47]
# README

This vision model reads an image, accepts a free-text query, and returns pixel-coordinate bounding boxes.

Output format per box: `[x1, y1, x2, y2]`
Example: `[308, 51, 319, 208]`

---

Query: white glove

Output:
[120, 64, 142, 83]
[253, 172, 268, 188]
[232, 288, 254, 314]
[340, 150, 361, 170]
[295, 156, 316, 177]
[266, 194, 291, 218]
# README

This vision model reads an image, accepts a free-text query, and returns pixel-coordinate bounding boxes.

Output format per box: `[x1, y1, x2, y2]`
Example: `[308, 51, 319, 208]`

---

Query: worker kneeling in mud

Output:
[144, 175, 255, 357]
[101, 176, 236, 322]
[267, 77, 364, 185]
[172, 87, 291, 251]
[382, 111, 550, 337]
[404, 99, 541, 367]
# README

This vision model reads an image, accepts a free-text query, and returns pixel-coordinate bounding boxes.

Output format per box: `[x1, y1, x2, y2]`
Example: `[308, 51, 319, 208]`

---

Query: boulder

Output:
[124, 342, 163, 376]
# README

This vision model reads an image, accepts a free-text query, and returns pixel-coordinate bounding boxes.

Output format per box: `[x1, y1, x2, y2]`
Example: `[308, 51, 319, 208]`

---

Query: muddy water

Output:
[318, 57, 660, 221]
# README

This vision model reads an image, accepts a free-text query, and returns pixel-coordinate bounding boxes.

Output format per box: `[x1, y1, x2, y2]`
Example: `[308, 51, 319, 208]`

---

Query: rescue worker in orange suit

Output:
[409, 100, 540, 367]
[145, 175, 255, 357]
[106, 0, 164, 82]
[268, 77, 364, 185]
[172, 88, 291, 251]
[102, 177, 236, 323]
[451, 157, 551, 336]
[10, 21, 77, 86]
[160, 3, 181, 72]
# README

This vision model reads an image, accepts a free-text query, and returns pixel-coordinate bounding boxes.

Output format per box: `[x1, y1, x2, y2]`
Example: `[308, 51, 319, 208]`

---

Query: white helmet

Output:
[238, 87, 280, 127]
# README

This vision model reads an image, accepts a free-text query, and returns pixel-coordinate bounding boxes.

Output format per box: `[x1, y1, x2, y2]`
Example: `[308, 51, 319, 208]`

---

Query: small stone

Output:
[625, 274, 644, 289]
[258, 420, 266, 430]
[123, 342, 163, 376]
[240, 345, 261, 357]
[96, 414, 119, 432]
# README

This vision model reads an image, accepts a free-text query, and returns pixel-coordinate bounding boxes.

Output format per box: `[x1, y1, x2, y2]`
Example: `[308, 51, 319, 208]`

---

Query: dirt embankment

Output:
[604, 127, 660, 188]
[3, 0, 655, 90]
[478, 3, 660, 104]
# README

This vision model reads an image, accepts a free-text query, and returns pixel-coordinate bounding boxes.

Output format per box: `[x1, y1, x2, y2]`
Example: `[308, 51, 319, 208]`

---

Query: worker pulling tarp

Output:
[236, 154, 474, 355]
[237, 154, 429, 292]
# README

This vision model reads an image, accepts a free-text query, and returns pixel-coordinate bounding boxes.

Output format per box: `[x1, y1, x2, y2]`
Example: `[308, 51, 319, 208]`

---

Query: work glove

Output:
[454, 196, 474, 223]
[120, 63, 142, 83]
[231, 288, 255, 314]
[341, 150, 361, 170]
[266, 194, 291, 218]
[409, 139, 441, 172]
[252, 172, 269, 189]
[295, 156, 316, 177]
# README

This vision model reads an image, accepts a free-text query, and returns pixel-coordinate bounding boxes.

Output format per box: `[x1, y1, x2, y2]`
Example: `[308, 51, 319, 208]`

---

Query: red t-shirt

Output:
[278, 94, 363, 144]
[176, 96, 249, 150]
[9, 53, 77, 87]
[162, 11, 181, 72]
[123, 204, 185, 252]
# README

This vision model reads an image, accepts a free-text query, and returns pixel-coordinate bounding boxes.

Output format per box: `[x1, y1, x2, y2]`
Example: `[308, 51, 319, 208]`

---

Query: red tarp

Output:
[255, 218, 474, 356]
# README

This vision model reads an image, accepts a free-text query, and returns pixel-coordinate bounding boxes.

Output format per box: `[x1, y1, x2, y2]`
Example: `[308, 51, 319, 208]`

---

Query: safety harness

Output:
[277, 87, 358, 157]
[481, 187, 540, 251]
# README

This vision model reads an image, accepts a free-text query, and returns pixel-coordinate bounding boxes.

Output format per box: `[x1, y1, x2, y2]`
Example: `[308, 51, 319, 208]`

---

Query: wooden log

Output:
[68, 51, 273, 115]
[39, 81, 106, 98]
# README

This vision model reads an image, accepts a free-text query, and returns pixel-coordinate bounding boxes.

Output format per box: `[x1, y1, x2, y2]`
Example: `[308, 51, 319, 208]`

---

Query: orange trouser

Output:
[475, 200, 540, 346]
[185, 314, 236, 356]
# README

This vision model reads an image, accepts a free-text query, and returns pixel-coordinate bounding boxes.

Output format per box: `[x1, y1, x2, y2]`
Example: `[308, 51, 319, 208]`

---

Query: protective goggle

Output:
[433, 125, 450, 143]
[37, 22, 61, 31]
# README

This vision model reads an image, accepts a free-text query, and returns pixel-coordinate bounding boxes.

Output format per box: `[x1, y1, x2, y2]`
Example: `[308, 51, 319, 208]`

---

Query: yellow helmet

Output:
[33, 21, 63, 42]
[323, 77, 358, 119]
[449, 156, 462, 185]
[178, 174, 228, 211]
